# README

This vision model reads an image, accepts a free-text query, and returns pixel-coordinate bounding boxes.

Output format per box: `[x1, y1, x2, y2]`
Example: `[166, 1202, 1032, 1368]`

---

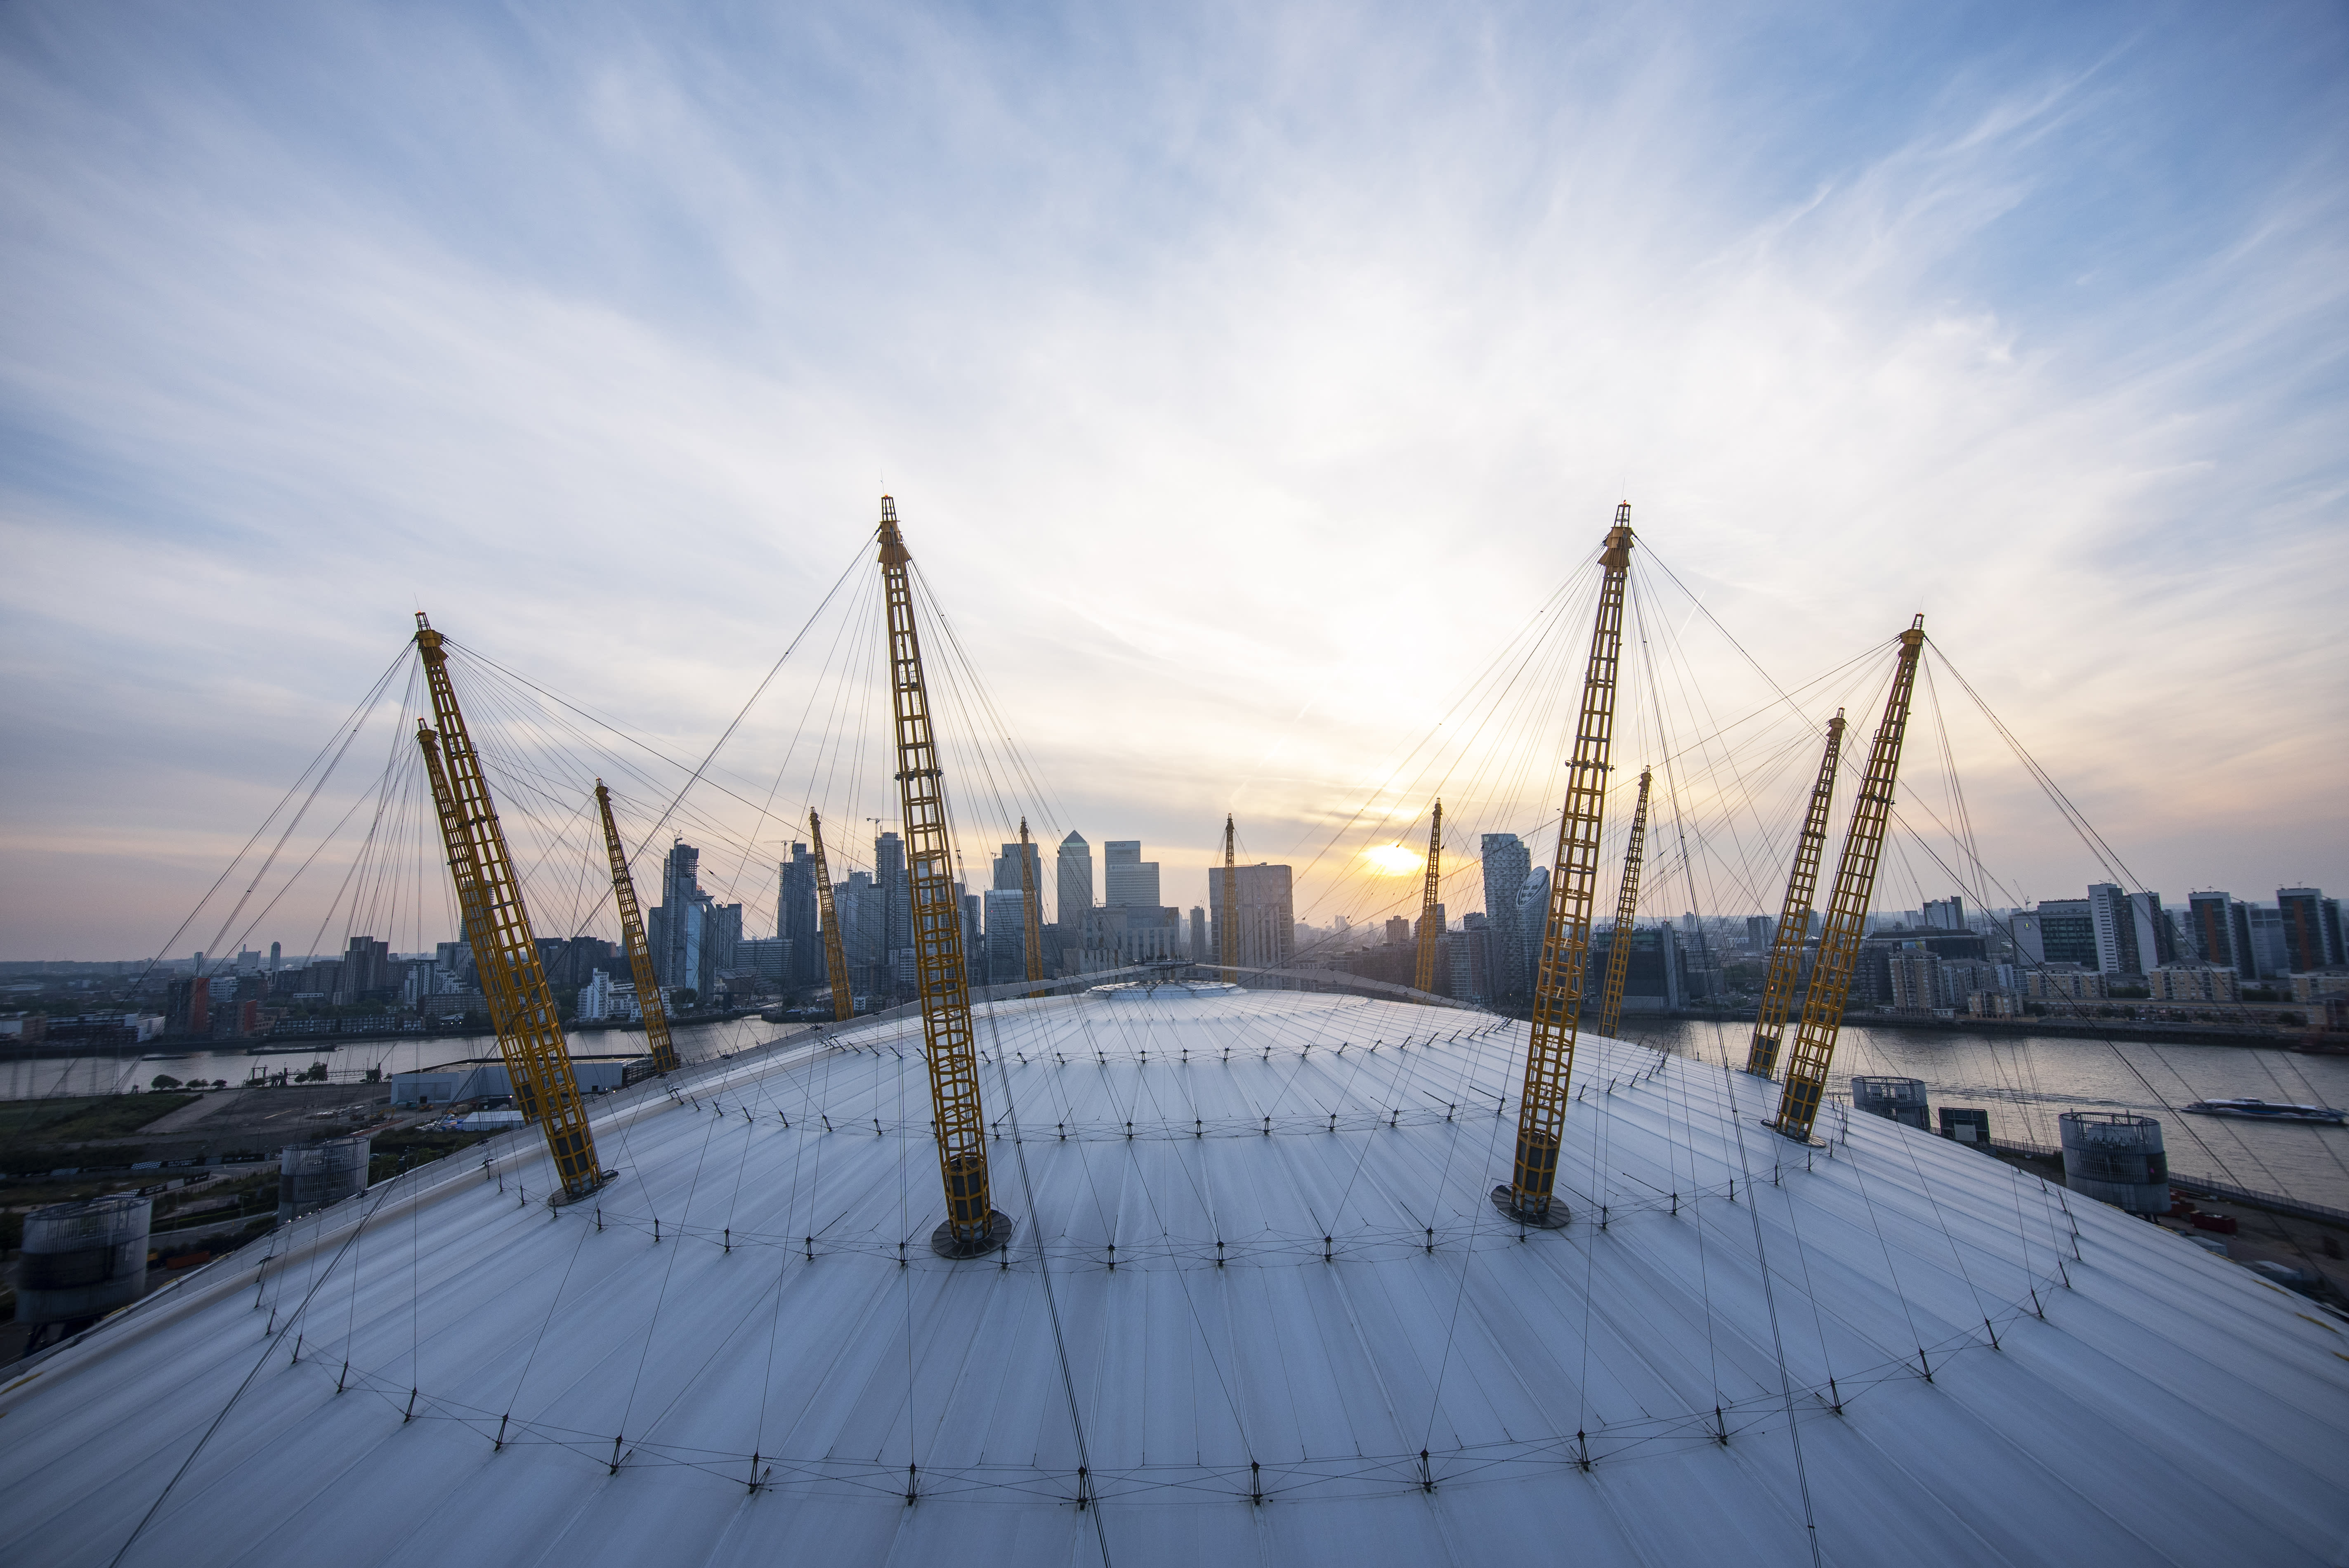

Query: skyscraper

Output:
[1190, 905, 1208, 960]
[1480, 834, 1532, 1000]
[780, 843, 818, 986]
[1058, 832, 1093, 926]
[982, 888, 1028, 985]
[992, 839, 1043, 897]
[833, 870, 881, 993]
[1515, 867, 1551, 995]
[700, 903, 742, 997]
[1207, 863, 1294, 969]
[1103, 841, 1161, 908]
[652, 841, 702, 990]
[876, 831, 910, 988]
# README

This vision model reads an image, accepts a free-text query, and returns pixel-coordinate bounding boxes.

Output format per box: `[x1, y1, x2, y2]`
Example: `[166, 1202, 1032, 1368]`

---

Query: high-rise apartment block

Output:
[2085, 883, 2177, 977]
[1480, 834, 1532, 1000]
[2188, 891, 2252, 975]
[779, 843, 818, 986]
[651, 841, 701, 991]
[2014, 899, 2096, 968]
[2278, 888, 2345, 972]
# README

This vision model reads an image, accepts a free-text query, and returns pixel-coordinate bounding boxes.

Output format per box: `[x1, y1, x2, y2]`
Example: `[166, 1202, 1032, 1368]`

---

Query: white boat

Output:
[2181, 1097, 2346, 1125]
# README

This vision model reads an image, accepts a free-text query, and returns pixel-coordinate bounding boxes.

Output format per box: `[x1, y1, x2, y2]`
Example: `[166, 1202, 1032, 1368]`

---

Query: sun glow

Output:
[1360, 844, 1422, 877]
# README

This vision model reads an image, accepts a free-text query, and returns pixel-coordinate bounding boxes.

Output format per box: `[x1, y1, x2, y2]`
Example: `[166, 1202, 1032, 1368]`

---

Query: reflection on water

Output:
[0, 1017, 782, 1100]
[1622, 1016, 2349, 1213]
[9, 1008, 2347, 1212]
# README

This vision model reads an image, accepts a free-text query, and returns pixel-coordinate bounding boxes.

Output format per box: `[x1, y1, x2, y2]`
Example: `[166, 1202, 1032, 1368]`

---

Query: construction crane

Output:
[1219, 815, 1239, 981]
[1743, 711, 1846, 1078]
[807, 810, 854, 1023]
[876, 497, 1007, 1258]
[1593, 768, 1653, 1041]
[1497, 505, 1635, 1228]
[1017, 817, 1045, 995]
[593, 782, 680, 1074]
[1773, 620, 1927, 1142]
[1413, 802, 1444, 993]
[412, 614, 603, 1201]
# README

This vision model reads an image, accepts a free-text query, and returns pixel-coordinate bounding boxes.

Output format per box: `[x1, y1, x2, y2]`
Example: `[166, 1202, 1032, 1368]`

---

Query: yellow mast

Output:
[593, 782, 681, 1074]
[1219, 815, 1239, 980]
[1744, 712, 1846, 1077]
[877, 497, 1006, 1257]
[1017, 816, 1045, 994]
[808, 810, 854, 1023]
[1593, 768, 1653, 1040]
[1496, 505, 1634, 1228]
[1413, 801, 1444, 993]
[413, 615, 602, 1200]
[1773, 621, 1926, 1141]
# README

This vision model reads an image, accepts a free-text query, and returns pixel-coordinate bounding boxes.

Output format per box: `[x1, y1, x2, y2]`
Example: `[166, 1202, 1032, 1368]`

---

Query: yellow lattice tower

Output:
[1773, 621, 1926, 1141]
[1413, 801, 1444, 994]
[807, 810, 854, 1023]
[413, 616, 603, 1200]
[876, 497, 1007, 1257]
[593, 782, 680, 1074]
[1496, 505, 1634, 1228]
[1017, 817, 1045, 995]
[1593, 768, 1653, 1041]
[1744, 711, 1845, 1077]
[1219, 815, 1239, 980]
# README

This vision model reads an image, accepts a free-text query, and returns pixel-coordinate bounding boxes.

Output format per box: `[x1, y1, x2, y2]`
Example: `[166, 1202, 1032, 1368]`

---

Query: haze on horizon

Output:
[1, 2, 2344, 961]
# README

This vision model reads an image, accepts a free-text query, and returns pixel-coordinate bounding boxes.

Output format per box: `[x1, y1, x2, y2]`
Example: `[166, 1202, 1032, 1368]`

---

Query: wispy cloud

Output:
[2, 1, 2343, 954]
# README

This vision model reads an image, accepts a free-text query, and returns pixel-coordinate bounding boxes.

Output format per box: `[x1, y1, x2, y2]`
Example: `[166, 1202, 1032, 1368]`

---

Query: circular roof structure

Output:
[7, 987, 2347, 1566]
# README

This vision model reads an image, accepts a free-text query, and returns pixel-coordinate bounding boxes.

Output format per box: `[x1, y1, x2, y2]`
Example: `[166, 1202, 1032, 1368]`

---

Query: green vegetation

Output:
[366, 1128, 494, 1184]
[0, 1093, 196, 1147]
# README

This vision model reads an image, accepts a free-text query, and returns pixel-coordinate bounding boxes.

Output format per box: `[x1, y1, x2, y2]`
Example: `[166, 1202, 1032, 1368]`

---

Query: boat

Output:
[2181, 1097, 2346, 1125]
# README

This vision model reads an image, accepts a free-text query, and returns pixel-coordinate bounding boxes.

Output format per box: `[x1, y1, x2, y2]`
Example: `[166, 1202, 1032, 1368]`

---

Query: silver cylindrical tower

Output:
[2059, 1111, 2168, 1213]
[278, 1135, 373, 1223]
[15, 1193, 152, 1327]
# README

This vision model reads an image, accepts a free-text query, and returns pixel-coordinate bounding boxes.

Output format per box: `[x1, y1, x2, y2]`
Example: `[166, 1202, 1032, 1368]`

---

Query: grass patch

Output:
[0, 1093, 198, 1146]
[366, 1129, 493, 1184]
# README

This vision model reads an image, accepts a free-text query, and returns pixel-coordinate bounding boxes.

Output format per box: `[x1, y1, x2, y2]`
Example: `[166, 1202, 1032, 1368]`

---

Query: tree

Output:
[150, 1074, 181, 1090]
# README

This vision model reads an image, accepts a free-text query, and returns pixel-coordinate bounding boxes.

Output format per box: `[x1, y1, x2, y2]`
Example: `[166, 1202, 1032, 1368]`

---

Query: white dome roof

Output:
[7, 987, 2346, 1566]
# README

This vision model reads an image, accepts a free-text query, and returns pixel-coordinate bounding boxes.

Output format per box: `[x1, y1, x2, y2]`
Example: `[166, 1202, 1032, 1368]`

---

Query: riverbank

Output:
[1659, 1005, 2298, 1048]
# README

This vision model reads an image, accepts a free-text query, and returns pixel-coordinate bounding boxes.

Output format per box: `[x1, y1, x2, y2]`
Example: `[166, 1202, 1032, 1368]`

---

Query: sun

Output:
[1360, 844, 1422, 876]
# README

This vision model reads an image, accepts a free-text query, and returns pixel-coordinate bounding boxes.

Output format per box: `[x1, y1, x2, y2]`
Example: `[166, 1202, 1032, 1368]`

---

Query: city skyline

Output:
[3, 5, 2345, 957]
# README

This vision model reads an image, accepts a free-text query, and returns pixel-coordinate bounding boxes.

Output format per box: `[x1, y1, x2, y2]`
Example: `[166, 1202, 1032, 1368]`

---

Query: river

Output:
[1628, 1015, 2349, 1214]
[8, 1011, 2347, 1213]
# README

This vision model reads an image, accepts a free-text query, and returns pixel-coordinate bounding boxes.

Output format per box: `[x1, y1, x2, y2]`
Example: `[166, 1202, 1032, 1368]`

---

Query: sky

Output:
[2, 1, 2344, 960]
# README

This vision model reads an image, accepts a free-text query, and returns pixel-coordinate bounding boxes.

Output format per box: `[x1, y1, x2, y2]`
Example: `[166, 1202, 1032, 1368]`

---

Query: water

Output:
[1625, 1016, 2349, 1214]
[11, 1012, 2348, 1214]
[0, 1017, 779, 1101]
